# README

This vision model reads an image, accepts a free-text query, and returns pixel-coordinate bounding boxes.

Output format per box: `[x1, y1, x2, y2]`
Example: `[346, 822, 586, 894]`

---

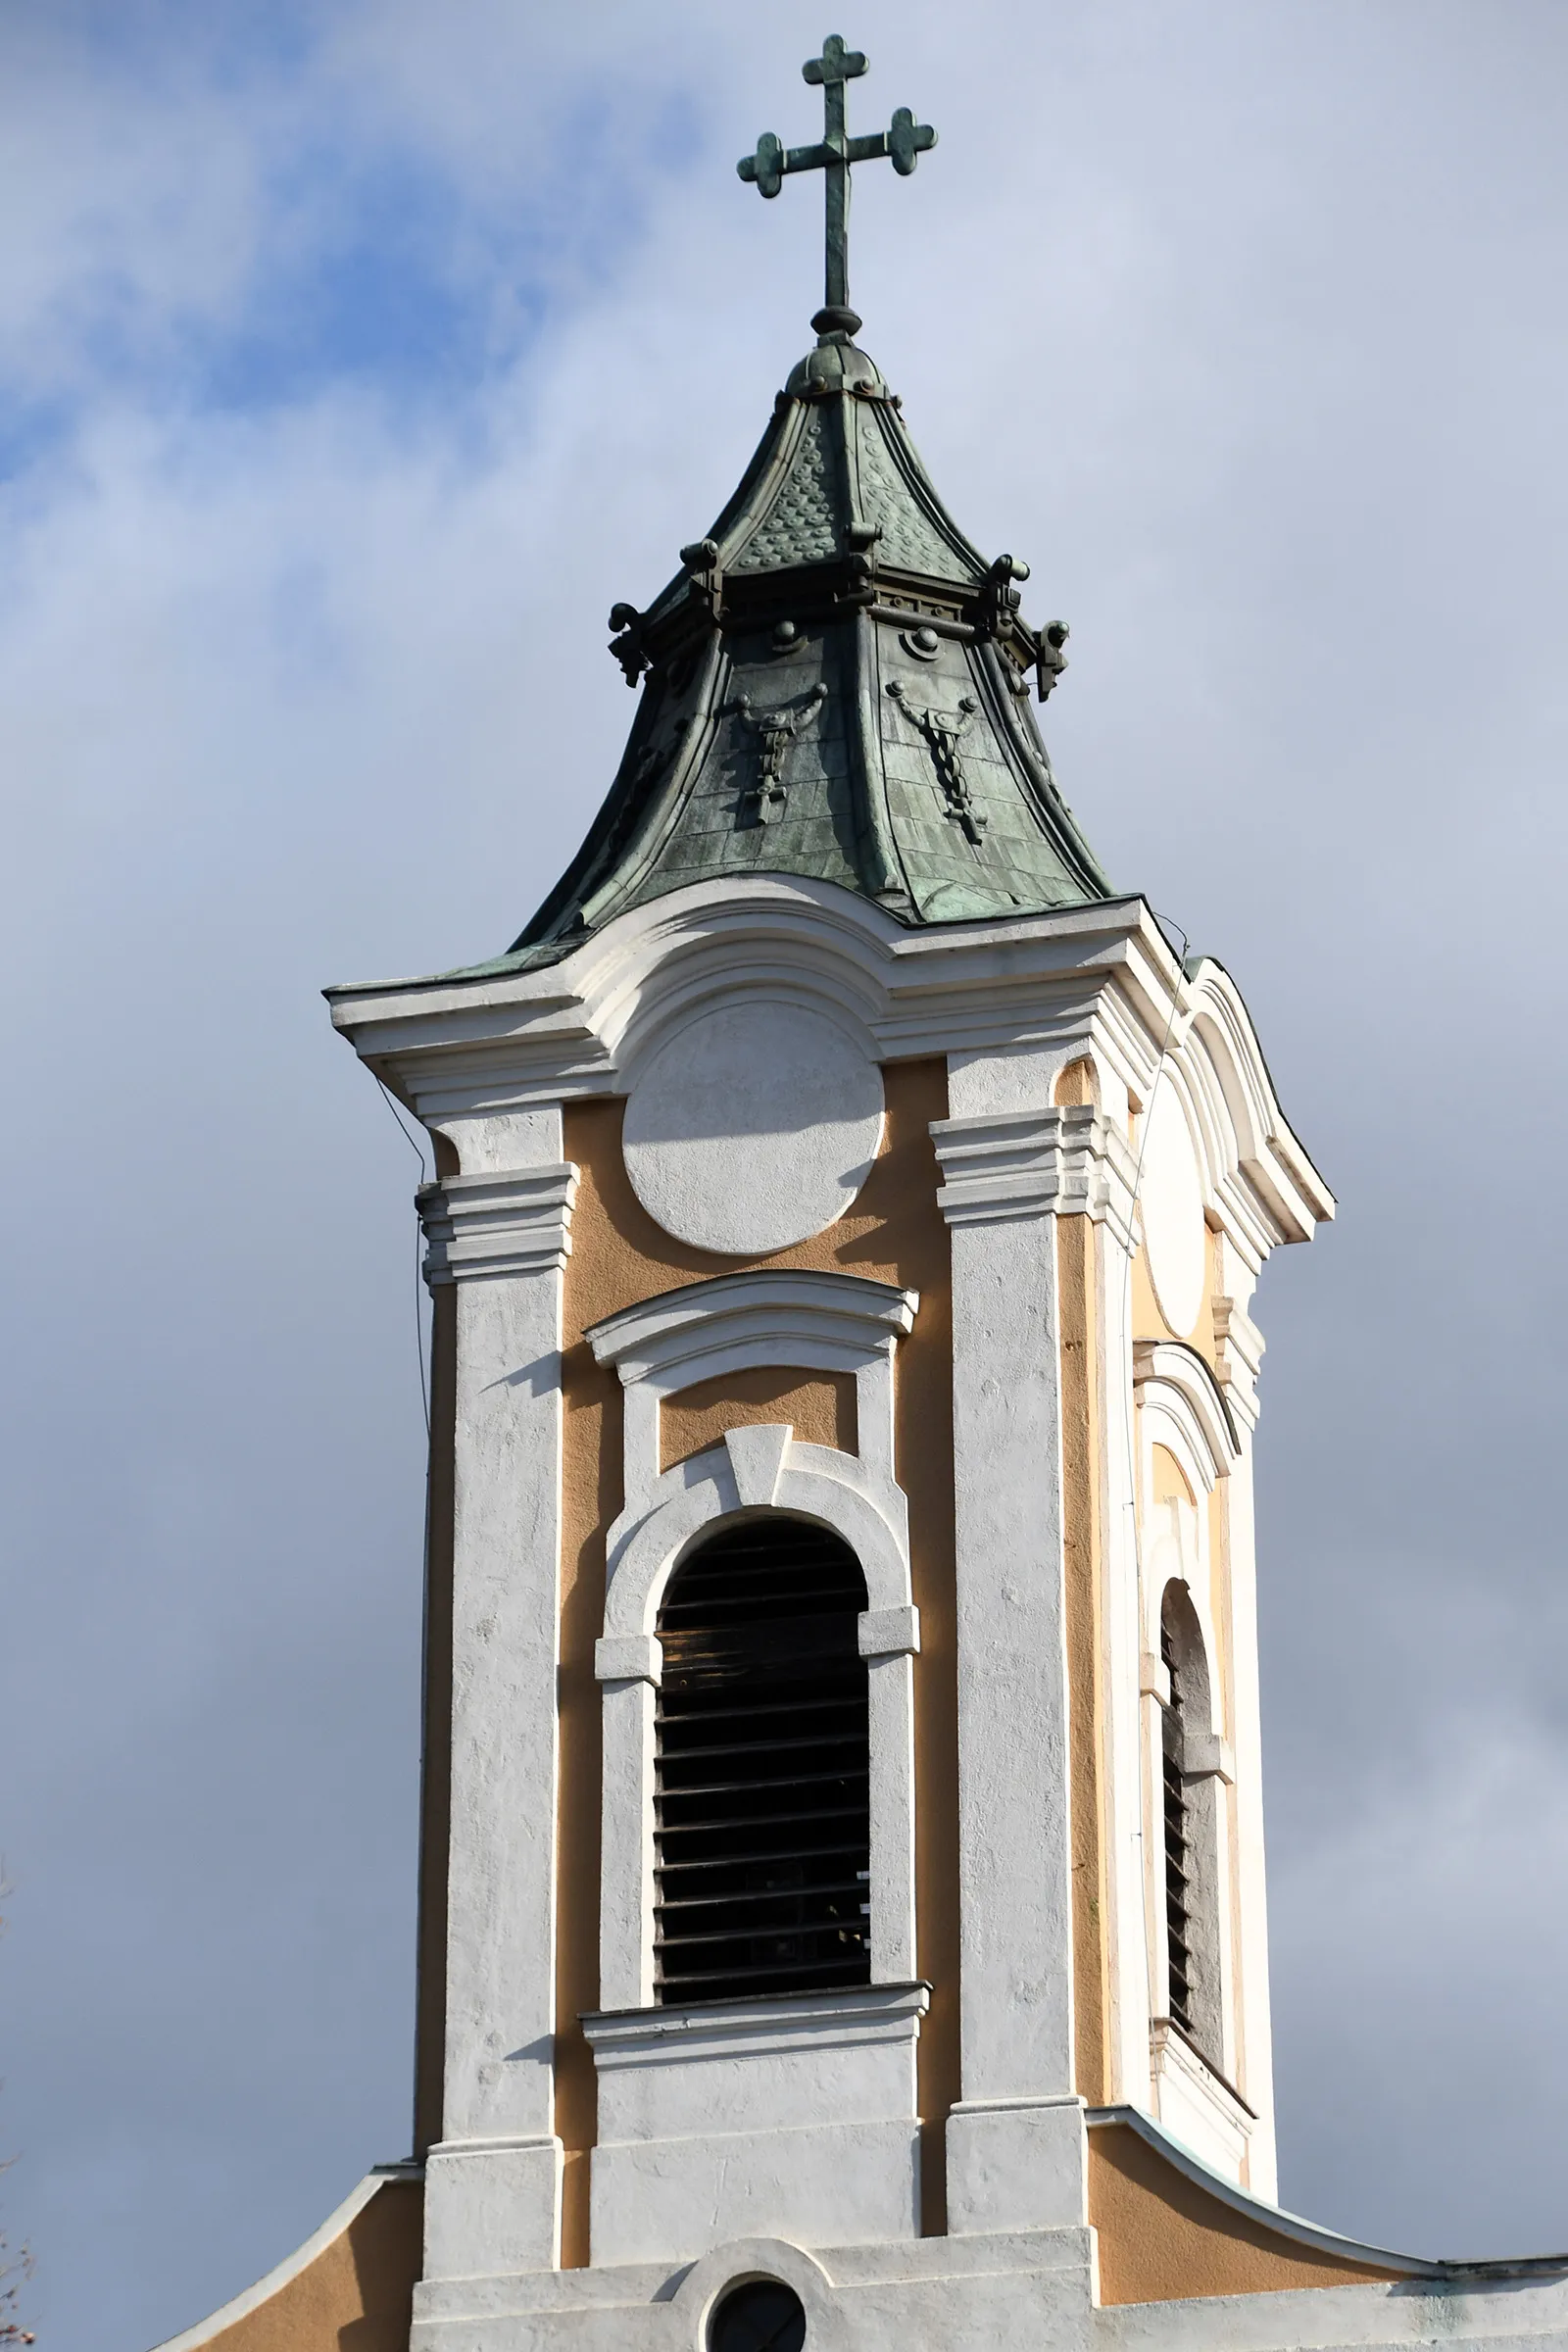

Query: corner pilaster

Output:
[1211, 1279, 1276, 2192]
[931, 1079, 1136, 2233]
[417, 1133, 578, 2281]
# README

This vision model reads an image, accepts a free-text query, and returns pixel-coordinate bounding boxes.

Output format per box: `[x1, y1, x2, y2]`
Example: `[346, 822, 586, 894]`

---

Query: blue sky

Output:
[0, 13, 703, 470]
[4, 5, 1568, 2345]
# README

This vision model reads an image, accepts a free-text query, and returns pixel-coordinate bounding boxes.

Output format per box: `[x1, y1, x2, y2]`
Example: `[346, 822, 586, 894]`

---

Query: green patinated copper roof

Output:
[390, 40, 1113, 990]
[455, 320, 1110, 983]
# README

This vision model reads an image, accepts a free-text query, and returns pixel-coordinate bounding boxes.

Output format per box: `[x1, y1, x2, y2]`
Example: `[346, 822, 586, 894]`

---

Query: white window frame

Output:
[1133, 1339, 1255, 2179]
[586, 1270, 921, 2014]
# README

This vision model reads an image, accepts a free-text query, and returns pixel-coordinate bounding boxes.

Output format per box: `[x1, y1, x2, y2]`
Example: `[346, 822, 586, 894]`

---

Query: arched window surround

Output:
[1158, 1579, 1224, 2063]
[587, 1272, 921, 2016]
[1133, 1340, 1236, 1740]
[1133, 1341, 1243, 2105]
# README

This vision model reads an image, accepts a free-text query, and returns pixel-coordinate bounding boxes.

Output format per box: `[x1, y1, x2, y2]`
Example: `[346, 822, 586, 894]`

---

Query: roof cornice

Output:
[328, 874, 1332, 1260]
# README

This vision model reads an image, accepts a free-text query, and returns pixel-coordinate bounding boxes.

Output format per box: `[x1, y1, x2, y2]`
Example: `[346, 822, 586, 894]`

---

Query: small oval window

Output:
[709, 2277, 807, 2352]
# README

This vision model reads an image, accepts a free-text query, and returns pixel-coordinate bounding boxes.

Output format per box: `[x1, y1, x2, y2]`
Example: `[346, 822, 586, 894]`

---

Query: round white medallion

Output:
[1139, 1083, 1207, 1338]
[622, 1000, 884, 1256]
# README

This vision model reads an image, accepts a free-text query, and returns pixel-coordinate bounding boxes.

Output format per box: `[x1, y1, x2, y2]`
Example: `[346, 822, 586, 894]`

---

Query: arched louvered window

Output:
[1159, 1604, 1197, 2040]
[654, 1516, 871, 2006]
[1159, 1583, 1223, 2062]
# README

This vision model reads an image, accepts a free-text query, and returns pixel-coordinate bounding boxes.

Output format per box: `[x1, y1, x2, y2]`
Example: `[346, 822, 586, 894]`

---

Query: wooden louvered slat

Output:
[1161, 1617, 1195, 2038]
[654, 1516, 871, 2006]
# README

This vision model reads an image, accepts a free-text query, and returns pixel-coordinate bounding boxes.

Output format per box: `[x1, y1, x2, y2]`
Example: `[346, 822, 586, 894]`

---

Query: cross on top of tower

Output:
[737, 33, 937, 337]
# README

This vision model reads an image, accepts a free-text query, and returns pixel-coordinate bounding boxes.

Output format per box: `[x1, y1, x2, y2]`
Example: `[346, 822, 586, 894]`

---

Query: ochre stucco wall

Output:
[1088, 2126, 1397, 2303]
[163, 2131, 1406, 2337]
[163, 2176, 422, 2352]
[660, 1364, 856, 1470]
[558, 1061, 958, 2261]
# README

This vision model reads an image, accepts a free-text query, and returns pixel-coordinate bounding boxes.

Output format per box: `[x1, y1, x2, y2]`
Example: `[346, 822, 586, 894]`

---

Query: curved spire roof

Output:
[495, 318, 1112, 975]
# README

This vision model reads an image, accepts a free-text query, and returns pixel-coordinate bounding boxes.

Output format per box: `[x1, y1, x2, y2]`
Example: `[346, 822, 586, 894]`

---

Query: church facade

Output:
[154, 43, 1568, 2352]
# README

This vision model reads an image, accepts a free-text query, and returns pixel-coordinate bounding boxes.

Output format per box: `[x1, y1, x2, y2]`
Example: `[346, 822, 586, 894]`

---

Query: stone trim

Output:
[858, 1603, 921, 1659]
[581, 1980, 930, 2062]
[1212, 1294, 1266, 1433]
[587, 1269, 917, 1517]
[586, 1266, 915, 1378]
[1150, 2018, 1256, 2181]
[595, 1433, 918, 2010]
[419, 1163, 578, 1285]
[332, 882, 1334, 1265]
[593, 1609, 923, 1686]
[930, 1104, 1137, 1245]
[593, 1634, 662, 1686]
[1132, 1341, 1240, 1489]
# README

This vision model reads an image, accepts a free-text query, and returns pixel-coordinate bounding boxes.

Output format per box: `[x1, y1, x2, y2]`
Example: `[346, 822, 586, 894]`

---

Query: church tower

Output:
[324, 37, 1351, 2337]
[146, 36, 1568, 2352]
[156, 39, 1568, 2352]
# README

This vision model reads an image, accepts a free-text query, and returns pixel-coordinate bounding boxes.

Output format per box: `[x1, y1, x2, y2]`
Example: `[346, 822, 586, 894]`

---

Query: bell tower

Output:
[325, 35, 1353, 2349]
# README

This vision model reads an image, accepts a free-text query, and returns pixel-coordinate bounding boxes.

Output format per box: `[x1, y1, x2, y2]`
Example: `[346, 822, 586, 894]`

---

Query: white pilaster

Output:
[1096, 1143, 1148, 2116]
[418, 1117, 577, 2279]
[932, 1061, 1137, 2232]
[1214, 1274, 1278, 2196]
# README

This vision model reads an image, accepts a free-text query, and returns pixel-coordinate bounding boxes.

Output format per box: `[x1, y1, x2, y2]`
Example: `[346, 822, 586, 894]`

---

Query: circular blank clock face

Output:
[622, 998, 885, 1256]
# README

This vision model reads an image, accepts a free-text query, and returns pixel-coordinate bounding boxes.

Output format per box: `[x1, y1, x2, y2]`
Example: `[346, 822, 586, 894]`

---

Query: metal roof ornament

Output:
[445, 36, 1114, 980]
[731, 682, 830, 826]
[884, 681, 986, 845]
[737, 34, 936, 336]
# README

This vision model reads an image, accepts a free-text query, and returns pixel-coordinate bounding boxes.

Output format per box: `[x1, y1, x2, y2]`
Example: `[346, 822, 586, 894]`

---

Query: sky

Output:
[2, 3, 1567, 2344]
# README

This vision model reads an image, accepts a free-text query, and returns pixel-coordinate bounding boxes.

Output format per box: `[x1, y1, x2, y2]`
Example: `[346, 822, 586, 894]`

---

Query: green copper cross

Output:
[738, 34, 937, 330]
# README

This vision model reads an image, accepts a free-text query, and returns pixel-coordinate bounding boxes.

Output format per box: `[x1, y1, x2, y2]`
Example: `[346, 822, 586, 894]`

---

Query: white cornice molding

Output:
[1182, 960, 1335, 1247]
[590, 1270, 917, 1531]
[1133, 1340, 1241, 1486]
[1211, 1295, 1266, 1433]
[581, 1980, 930, 2063]
[329, 875, 1332, 1270]
[326, 880, 1162, 1103]
[585, 1267, 917, 1392]
[418, 1163, 578, 1285]
[931, 1103, 1138, 1245]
